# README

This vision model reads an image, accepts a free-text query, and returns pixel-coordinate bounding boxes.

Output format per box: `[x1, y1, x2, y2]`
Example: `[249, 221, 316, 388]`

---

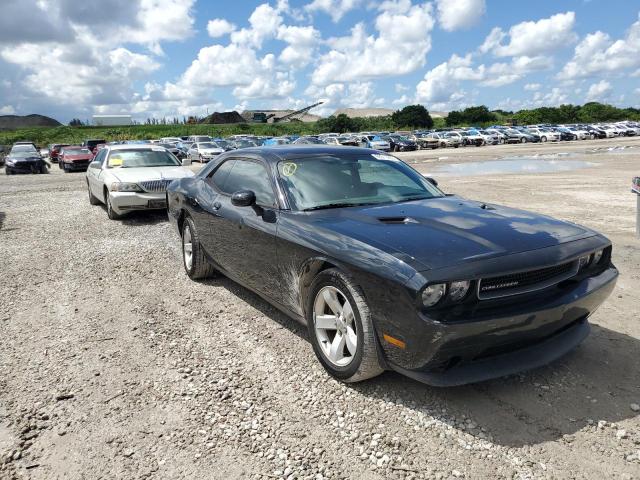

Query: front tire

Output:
[106, 193, 123, 220]
[520, 137, 527, 143]
[541, 136, 547, 142]
[182, 216, 216, 280]
[307, 268, 383, 383]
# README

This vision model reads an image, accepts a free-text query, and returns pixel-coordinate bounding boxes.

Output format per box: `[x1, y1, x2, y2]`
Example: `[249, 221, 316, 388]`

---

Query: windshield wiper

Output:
[303, 202, 375, 211]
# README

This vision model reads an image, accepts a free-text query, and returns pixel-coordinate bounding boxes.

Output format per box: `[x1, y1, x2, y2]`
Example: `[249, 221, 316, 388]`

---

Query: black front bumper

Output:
[382, 266, 618, 386]
[64, 162, 90, 171]
[5, 161, 46, 174]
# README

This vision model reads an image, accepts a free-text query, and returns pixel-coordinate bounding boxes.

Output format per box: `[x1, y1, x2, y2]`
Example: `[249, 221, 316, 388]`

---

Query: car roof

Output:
[106, 144, 167, 151]
[227, 145, 382, 163]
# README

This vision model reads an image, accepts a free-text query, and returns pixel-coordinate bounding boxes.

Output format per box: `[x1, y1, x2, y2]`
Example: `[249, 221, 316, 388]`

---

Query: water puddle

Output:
[433, 157, 595, 176]
[586, 145, 637, 154]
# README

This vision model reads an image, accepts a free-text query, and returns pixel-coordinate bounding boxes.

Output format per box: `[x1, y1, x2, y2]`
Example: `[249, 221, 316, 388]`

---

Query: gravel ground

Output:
[0, 138, 639, 479]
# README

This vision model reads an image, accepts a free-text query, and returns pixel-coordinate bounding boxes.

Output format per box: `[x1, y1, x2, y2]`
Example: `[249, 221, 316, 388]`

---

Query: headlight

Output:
[449, 280, 471, 302]
[110, 182, 142, 192]
[592, 249, 603, 264]
[422, 283, 446, 307]
[578, 254, 591, 271]
[6, 159, 15, 165]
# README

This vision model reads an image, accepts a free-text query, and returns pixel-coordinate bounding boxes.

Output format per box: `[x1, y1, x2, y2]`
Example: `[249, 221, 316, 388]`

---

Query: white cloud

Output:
[480, 12, 577, 57]
[524, 83, 541, 91]
[276, 25, 320, 68]
[0, 105, 15, 114]
[230, 3, 283, 48]
[305, 0, 360, 22]
[532, 87, 567, 106]
[207, 19, 236, 38]
[436, 0, 486, 32]
[586, 80, 612, 101]
[558, 14, 640, 79]
[415, 53, 552, 103]
[312, 1, 435, 85]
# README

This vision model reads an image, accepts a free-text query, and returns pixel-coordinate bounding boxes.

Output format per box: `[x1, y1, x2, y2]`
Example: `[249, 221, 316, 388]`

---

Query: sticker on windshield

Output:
[282, 162, 298, 176]
[109, 156, 123, 167]
[371, 154, 398, 161]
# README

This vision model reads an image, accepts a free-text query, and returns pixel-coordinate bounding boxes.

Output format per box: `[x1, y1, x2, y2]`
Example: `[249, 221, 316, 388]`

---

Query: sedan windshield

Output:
[107, 149, 180, 168]
[278, 154, 443, 211]
[197, 142, 217, 149]
[11, 145, 37, 153]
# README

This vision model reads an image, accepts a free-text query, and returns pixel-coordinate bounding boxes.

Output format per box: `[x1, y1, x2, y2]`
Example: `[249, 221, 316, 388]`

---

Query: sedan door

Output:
[86, 148, 107, 199]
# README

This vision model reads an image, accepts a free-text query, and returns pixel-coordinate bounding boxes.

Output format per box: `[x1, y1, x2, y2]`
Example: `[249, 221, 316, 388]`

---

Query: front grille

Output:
[139, 179, 174, 193]
[478, 261, 577, 299]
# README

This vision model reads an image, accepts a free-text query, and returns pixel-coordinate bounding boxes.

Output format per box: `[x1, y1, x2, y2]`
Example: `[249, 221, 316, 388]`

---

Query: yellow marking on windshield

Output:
[282, 162, 298, 176]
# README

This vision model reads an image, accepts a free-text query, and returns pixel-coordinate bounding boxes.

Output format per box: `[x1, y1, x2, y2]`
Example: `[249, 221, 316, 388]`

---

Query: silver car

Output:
[187, 142, 225, 162]
[85, 144, 194, 220]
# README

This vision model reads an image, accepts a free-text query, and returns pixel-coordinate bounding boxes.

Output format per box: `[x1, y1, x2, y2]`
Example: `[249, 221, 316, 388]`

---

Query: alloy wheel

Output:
[183, 225, 193, 271]
[313, 286, 357, 367]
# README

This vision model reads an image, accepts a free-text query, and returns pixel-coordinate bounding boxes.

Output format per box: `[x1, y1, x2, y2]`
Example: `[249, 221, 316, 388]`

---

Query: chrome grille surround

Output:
[138, 179, 174, 193]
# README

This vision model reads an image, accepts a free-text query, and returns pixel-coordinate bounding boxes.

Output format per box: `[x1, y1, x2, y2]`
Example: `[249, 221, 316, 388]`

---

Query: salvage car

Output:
[86, 144, 193, 220]
[383, 135, 418, 152]
[187, 142, 225, 162]
[59, 146, 94, 172]
[48, 143, 70, 163]
[5, 145, 47, 174]
[358, 135, 390, 151]
[166, 146, 617, 386]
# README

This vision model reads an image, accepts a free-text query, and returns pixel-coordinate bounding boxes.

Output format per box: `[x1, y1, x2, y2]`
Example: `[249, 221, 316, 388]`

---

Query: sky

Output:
[0, 0, 639, 123]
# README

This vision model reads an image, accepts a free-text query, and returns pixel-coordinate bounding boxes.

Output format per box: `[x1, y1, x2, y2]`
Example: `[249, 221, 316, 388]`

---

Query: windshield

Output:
[235, 140, 256, 148]
[215, 140, 229, 148]
[106, 149, 180, 168]
[64, 148, 91, 155]
[278, 154, 443, 211]
[9, 150, 39, 158]
[198, 142, 217, 149]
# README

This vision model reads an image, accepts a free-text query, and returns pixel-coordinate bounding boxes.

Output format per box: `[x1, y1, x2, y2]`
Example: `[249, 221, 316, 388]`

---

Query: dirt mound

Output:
[0, 114, 61, 130]
[200, 111, 245, 124]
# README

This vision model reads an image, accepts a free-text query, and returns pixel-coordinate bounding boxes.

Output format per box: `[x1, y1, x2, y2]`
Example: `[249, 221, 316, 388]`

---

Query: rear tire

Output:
[520, 137, 527, 143]
[87, 182, 100, 205]
[541, 136, 547, 142]
[306, 268, 383, 383]
[182, 215, 216, 280]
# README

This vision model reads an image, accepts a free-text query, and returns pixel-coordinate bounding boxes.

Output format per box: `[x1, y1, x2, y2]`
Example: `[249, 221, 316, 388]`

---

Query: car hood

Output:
[306, 196, 596, 271]
[7, 155, 41, 162]
[109, 166, 194, 183]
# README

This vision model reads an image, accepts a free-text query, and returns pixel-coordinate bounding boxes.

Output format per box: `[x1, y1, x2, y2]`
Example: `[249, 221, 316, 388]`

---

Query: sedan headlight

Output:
[449, 280, 471, 302]
[110, 182, 142, 192]
[422, 283, 446, 307]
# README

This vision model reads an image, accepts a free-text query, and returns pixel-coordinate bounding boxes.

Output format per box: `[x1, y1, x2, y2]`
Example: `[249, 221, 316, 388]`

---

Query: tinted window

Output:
[278, 154, 443, 211]
[221, 160, 275, 207]
[208, 160, 235, 190]
[94, 149, 107, 165]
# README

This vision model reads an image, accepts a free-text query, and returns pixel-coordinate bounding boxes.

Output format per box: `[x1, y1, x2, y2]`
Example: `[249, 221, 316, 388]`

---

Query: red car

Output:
[58, 146, 94, 172]
[48, 144, 70, 163]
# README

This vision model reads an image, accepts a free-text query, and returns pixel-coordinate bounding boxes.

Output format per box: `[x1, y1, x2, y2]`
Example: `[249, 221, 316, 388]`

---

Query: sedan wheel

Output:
[106, 194, 123, 220]
[520, 137, 527, 143]
[307, 268, 383, 382]
[541, 136, 547, 142]
[87, 182, 100, 205]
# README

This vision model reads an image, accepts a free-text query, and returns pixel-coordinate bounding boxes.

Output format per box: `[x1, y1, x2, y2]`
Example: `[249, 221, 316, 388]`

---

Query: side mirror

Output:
[89, 160, 101, 169]
[425, 176, 438, 187]
[181, 158, 192, 166]
[231, 190, 256, 207]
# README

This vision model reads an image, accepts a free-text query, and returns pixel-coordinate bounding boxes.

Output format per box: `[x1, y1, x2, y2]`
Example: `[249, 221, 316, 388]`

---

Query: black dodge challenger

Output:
[167, 146, 617, 386]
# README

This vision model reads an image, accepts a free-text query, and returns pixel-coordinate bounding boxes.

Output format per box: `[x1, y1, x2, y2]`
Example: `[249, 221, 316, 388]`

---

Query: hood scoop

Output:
[378, 216, 419, 225]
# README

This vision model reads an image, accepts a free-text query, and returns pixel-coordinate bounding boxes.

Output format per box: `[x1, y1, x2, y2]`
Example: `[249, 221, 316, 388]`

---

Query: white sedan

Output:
[86, 144, 194, 220]
[187, 142, 225, 162]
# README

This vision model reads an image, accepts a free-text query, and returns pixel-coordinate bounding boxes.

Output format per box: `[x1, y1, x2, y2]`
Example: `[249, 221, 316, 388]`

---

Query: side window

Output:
[207, 159, 235, 190]
[94, 149, 107, 165]
[222, 160, 276, 207]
